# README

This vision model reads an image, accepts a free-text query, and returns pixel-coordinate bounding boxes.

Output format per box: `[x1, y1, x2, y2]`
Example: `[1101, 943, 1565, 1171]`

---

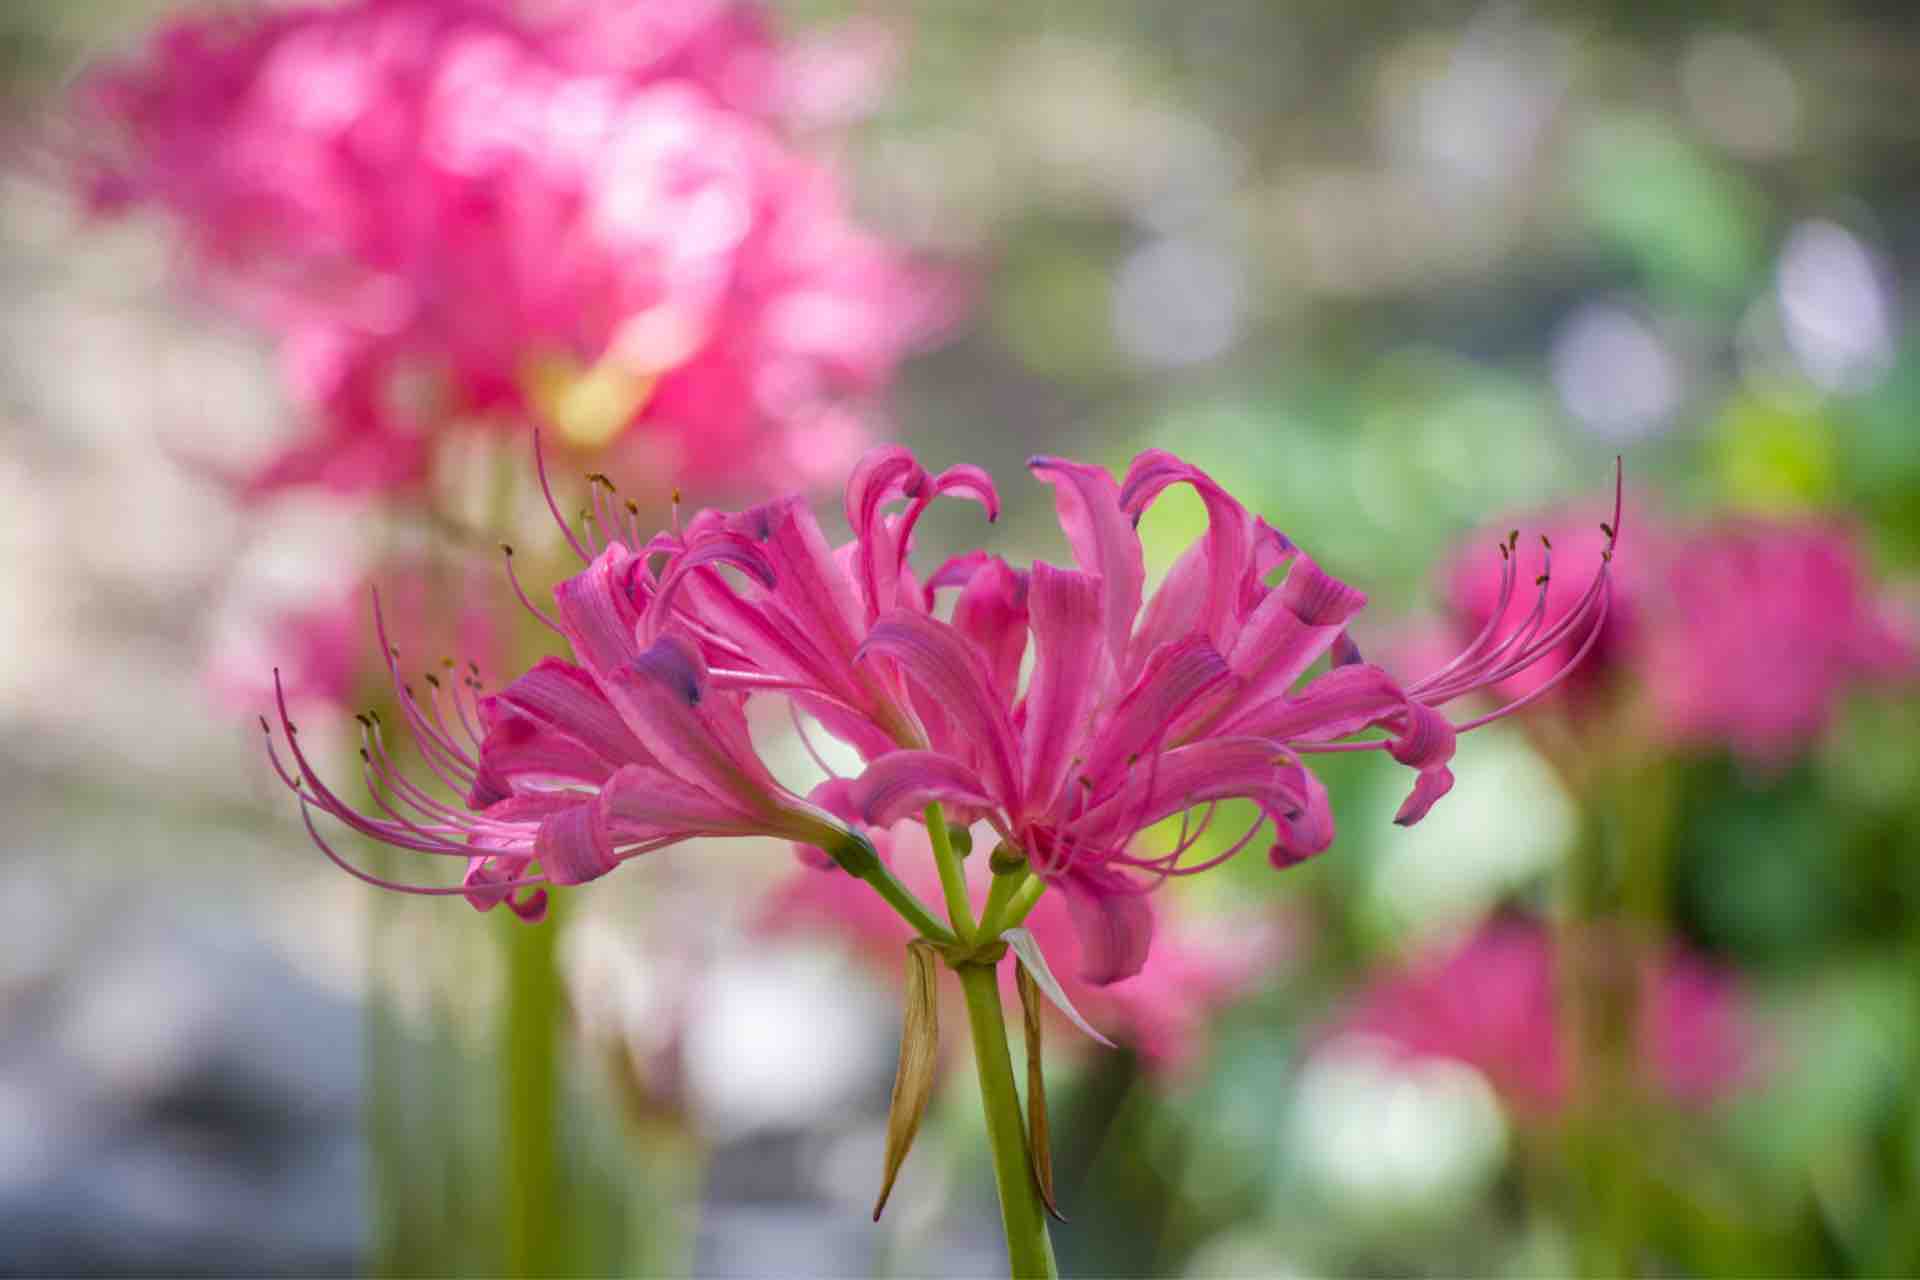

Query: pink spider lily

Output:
[1647, 519, 1915, 764]
[70, 0, 952, 499]
[261, 525, 883, 922]
[267, 440, 1617, 983]
[837, 452, 1623, 982]
[1329, 919, 1754, 1116]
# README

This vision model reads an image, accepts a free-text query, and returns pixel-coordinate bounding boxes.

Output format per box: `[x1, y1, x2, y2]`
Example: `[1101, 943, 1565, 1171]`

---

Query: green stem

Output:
[500, 892, 567, 1277]
[995, 873, 1048, 934]
[957, 962, 1059, 1279]
[977, 866, 1031, 940]
[926, 803, 979, 940]
[859, 857, 957, 945]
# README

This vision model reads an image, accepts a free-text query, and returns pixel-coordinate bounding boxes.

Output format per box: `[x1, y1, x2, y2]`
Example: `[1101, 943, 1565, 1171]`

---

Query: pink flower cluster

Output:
[1448, 511, 1914, 764]
[1330, 919, 1754, 1115]
[268, 442, 1616, 980]
[762, 817, 1289, 1075]
[75, 0, 948, 497]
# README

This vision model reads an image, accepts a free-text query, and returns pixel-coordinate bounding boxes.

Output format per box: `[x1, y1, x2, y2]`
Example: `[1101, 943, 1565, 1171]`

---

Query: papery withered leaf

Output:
[1016, 961, 1066, 1222]
[873, 940, 941, 1221]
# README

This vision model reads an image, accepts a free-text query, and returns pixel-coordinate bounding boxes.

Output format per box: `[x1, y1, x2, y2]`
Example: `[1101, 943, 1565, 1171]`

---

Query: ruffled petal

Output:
[1387, 701, 1457, 826]
[467, 707, 615, 807]
[644, 529, 777, 642]
[1072, 737, 1311, 847]
[952, 557, 1029, 706]
[600, 762, 766, 842]
[1021, 563, 1107, 816]
[1218, 554, 1370, 724]
[1119, 450, 1252, 647]
[488, 657, 649, 765]
[1270, 766, 1334, 867]
[603, 634, 776, 818]
[1029, 455, 1144, 664]
[1228, 662, 1409, 743]
[1394, 766, 1455, 826]
[849, 749, 996, 826]
[1057, 866, 1155, 985]
[925, 463, 999, 521]
[859, 611, 1022, 813]
[551, 545, 648, 679]
[535, 798, 618, 886]
[844, 445, 928, 621]
[1079, 636, 1233, 788]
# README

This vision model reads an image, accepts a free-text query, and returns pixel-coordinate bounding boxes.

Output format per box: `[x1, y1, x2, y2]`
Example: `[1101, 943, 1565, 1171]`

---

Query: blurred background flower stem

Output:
[499, 892, 567, 1277]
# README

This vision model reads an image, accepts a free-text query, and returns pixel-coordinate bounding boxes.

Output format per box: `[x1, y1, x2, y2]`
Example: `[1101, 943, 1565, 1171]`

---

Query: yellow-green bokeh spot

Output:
[523, 350, 660, 450]
[1709, 392, 1837, 511]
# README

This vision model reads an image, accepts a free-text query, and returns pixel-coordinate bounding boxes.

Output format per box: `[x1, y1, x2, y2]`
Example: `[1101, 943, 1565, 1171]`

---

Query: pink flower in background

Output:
[1647, 520, 1915, 765]
[1332, 920, 1753, 1116]
[1443, 504, 1913, 764]
[271, 443, 1616, 978]
[214, 559, 505, 713]
[761, 814, 1290, 1076]
[75, 0, 953, 498]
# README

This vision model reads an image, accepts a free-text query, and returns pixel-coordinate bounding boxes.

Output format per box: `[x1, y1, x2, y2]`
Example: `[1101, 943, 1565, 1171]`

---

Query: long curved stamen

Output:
[533, 430, 593, 563]
[358, 746, 478, 846]
[448, 671, 487, 750]
[586, 473, 623, 553]
[501, 544, 565, 634]
[1426, 535, 1558, 698]
[788, 700, 842, 781]
[271, 677, 479, 855]
[300, 800, 546, 897]
[1451, 578, 1613, 732]
[1161, 811, 1266, 877]
[359, 722, 522, 835]
[1409, 534, 1520, 697]
[372, 593, 478, 780]
[418, 672, 479, 766]
[1424, 533, 1615, 703]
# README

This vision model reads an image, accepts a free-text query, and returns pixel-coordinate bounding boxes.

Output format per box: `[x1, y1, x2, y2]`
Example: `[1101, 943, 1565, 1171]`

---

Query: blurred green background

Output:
[1, 1, 1916, 1276]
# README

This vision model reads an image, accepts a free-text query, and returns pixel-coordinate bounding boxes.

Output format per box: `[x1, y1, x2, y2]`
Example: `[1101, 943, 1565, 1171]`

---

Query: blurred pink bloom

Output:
[75, 0, 951, 497]
[214, 559, 503, 713]
[761, 813, 1289, 1076]
[1647, 520, 1915, 765]
[1333, 920, 1754, 1116]
[272, 443, 1616, 969]
[1444, 505, 1913, 764]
